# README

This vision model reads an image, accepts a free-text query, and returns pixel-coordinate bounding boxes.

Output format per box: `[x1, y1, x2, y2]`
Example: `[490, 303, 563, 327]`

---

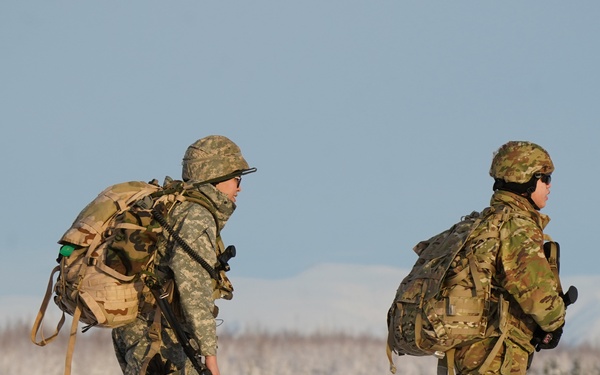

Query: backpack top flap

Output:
[59, 181, 161, 248]
[405, 207, 497, 302]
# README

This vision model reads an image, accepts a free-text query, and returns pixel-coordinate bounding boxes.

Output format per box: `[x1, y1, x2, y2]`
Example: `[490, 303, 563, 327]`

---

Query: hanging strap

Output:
[477, 295, 510, 374]
[386, 342, 397, 374]
[31, 265, 65, 346]
[437, 349, 455, 375]
[140, 308, 163, 375]
[434, 210, 513, 375]
[63, 305, 82, 375]
[435, 296, 510, 375]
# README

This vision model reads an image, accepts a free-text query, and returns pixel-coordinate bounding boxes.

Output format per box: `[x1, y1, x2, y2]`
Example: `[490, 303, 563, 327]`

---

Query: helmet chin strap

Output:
[525, 186, 541, 210]
[493, 178, 541, 210]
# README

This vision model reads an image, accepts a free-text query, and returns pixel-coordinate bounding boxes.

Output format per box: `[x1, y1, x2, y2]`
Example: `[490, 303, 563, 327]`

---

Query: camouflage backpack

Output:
[30, 178, 234, 375]
[386, 206, 517, 375]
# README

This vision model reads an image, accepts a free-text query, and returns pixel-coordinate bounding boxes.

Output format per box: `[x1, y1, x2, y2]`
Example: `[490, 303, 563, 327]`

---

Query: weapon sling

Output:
[145, 195, 222, 375]
[148, 281, 212, 375]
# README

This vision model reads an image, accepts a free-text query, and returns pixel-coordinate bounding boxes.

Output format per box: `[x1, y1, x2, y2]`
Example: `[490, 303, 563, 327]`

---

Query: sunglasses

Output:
[535, 173, 552, 184]
[234, 176, 242, 188]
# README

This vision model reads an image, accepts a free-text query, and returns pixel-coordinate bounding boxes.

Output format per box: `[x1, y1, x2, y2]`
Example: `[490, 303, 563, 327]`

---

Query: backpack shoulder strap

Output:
[151, 205, 220, 281]
[181, 189, 221, 236]
[150, 184, 222, 280]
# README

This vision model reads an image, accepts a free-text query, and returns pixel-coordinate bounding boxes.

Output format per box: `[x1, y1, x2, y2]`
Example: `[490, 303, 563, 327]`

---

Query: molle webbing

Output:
[30, 179, 230, 375]
[387, 205, 517, 374]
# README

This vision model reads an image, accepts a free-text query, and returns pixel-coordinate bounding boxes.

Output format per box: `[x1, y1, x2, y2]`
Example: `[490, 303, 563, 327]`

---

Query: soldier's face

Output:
[531, 178, 551, 209]
[215, 176, 241, 203]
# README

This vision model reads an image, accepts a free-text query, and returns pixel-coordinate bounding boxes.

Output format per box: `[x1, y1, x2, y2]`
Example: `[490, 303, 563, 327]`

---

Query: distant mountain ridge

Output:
[218, 263, 599, 347]
[3, 263, 597, 347]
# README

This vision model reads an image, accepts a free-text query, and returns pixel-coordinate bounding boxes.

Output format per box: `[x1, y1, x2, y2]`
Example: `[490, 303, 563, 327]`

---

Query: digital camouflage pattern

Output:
[113, 183, 236, 374]
[32, 135, 253, 375]
[182, 135, 251, 183]
[489, 141, 554, 184]
[453, 190, 566, 374]
[112, 317, 189, 375]
[31, 177, 237, 375]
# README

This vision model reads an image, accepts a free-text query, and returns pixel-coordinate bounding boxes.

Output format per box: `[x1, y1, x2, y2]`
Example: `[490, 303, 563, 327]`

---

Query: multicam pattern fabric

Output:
[113, 183, 235, 373]
[387, 189, 566, 374]
[182, 135, 251, 183]
[489, 141, 554, 184]
[454, 336, 529, 375]
[491, 191, 565, 333]
[454, 190, 566, 374]
[387, 208, 505, 360]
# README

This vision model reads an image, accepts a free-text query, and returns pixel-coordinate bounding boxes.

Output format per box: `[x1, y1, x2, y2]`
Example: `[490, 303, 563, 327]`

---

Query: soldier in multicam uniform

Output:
[453, 141, 566, 374]
[112, 135, 256, 375]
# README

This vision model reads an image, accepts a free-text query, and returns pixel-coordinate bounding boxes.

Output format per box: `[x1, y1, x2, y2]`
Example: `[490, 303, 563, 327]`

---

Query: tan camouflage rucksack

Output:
[30, 178, 233, 375]
[386, 206, 517, 375]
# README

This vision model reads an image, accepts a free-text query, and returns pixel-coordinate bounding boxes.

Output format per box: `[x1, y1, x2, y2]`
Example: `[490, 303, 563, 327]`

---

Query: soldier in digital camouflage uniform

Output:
[112, 135, 256, 375]
[453, 141, 566, 374]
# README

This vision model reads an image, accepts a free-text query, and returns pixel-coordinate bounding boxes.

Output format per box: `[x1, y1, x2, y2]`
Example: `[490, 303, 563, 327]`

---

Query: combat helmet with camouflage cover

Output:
[489, 141, 554, 184]
[32, 134, 257, 375]
[182, 135, 256, 183]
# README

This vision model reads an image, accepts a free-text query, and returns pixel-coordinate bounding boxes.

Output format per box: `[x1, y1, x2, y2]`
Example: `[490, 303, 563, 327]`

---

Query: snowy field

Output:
[4, 320, 600, 375]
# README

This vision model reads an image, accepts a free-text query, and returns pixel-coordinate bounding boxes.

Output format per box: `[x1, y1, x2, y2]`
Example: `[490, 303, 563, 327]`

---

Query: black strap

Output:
[148, 281, 212, 375]
[151, 208, 220, 281]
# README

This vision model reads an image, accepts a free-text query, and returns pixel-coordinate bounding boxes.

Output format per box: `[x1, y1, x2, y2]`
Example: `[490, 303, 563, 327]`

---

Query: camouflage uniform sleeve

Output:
[168, 201, 219, 356]
[498, 216, 565, 332]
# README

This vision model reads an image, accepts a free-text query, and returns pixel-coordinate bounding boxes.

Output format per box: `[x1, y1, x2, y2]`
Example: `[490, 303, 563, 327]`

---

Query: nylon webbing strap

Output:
[140, 308, 163, 375]
[478, 295, 509, 374]
[437, 356, 448, 375]
[64, 305, 81, 375]
[386, 342, 397, 374]
[31, 265, 65, 346]
[469, 255, 484, 295]
[544, 241, 563, 295]
[436, 349, 455, 375]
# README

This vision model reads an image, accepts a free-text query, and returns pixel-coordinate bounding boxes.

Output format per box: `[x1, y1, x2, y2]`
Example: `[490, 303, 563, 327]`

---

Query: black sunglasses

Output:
[535, 173, 552, 184]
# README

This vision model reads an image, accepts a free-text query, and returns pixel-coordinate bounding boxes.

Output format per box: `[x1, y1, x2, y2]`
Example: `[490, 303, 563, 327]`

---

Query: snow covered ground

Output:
[4, 263, 599, 374]
[3, 321, 600, 375]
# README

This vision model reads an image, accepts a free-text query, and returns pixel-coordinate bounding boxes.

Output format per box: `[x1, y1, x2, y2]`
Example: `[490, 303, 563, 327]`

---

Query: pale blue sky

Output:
[1, 2, 599, 297]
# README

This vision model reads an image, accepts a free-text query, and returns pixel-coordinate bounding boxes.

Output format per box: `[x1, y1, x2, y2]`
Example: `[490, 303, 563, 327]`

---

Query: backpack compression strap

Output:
[436, 208, 514, 375]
